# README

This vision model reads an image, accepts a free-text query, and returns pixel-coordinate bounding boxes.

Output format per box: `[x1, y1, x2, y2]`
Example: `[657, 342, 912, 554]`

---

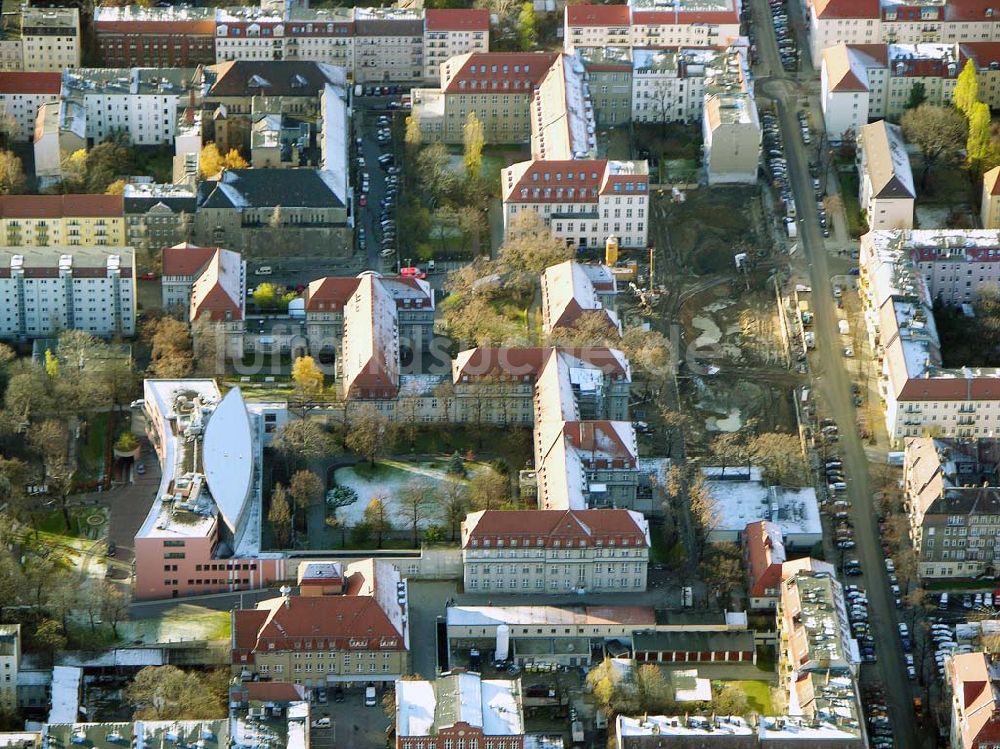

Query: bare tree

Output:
[397, 480, 436, 547]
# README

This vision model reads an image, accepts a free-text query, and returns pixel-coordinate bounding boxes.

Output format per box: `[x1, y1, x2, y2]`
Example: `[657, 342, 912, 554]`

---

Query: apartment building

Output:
[13, 7, 80, 72]
[703, 45, 760, 185]
[194, 168, 350, 258]
[983, 167, 1000, 230]
[215, 6, 353, 67]
[353, 8, 423, 82]
[776, 567, 865, 744]
[123, 183, 197, 251]
[460, 508, 650, 594]
[0, 625, 19, 712]
[341, 271, 400, 400]
[412, 52, 558, 144]
[531, 53, 598, 160]
[807, 0, 1000, 67]
[422, 9, 489, 81]
[563, 0, 741, 54]
[947, 652, 1000, 749]
[540, 260, 619, 335]
[395, 672, 529, 749]
[59, 67, 195, 147]
[857, 120, 915, 230]
[575, 48, 633, 127]
[0, 72, 60, 142]
[744, 521, 786, 610]
[304, 272, 434, 356]
[32, 99, 85, 187]
[161, 243, 225, 314]
[822, 42, 1000, 140]
[0, 247, 135, 340]
[135, 379, 288, 599]
[904, 436, 1000, 579]
[501, 159, 650, 249]
[94, 6, 216, 68]
[231, 559, 409, 687]
[0, 195, 125, 247]
[859, 230, 1000, 442]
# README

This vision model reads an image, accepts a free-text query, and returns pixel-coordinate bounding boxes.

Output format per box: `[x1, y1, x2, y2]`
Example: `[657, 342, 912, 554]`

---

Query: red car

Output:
[359, 194, 367, 207]
[140, 271, 158, 281]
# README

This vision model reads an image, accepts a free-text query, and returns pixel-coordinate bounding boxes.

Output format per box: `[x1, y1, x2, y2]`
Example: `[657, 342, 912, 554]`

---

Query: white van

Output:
[939, 592, 949, 609]
[255, 266, 273, 276]
[365, 686, 377, 706]
[311, 718, 331, 729]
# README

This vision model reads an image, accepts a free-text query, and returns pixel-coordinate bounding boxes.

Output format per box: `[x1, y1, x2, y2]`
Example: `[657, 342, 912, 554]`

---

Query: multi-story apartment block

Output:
[540, 260, 619, 335]
[531, 53, 598, 160]
[904, 436, 1000, 579]
[94, 6, 216, 68]
[502, 159, 650, 249]
[983, 166, 1000, 230]
[352, 8, 424, 82]
[395, 672, 529, 749]
[16, 7, 80, 72]
[857, 120, 915, 230]
[563, 0, 742, 54]
[575, 48, 633, 127]
[161, 243, 225, 314]
[947, 652, 1000, 749]
[0, 625, 19, 712]
[807, 0, 1000, 67]
[630, 47, 712, 123]
[0, 246, 135, 340]
[215, 7, 352, 65]
[304, 272, 435, 357]
[135, 379, 288, 600]
[194, 168, 350, 258]
[60, 68, 196, 147]
[422, 9, 489, 81]
[0, 195, 125, 247]
[32, 99, 85, 187]
[412, 52, 558, 144]
[859, 230, 1000, 442]
[0, 72, 60, 142]
[232, 559, 409, 688]
[702, 45, 760, 185]
[460, 508, 650, 594]
[822, 42, 1000, 140]
[341, 271, 400, 400]
[123, 183, 197, 252]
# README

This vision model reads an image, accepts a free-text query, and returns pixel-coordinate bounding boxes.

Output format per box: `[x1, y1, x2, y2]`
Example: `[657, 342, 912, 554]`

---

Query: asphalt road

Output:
[355, 103, 402, 273]
[748, 0, 918, 745]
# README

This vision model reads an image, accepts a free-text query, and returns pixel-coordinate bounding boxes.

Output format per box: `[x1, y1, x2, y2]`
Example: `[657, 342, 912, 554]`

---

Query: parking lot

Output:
[309, 686, 389, 749]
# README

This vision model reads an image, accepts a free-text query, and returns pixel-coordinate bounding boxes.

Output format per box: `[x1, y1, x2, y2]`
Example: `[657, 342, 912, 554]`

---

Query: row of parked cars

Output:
[760, 111, 796, 232]
[845, 584, 877, 663]
[768, 0, 799, 70]
[862, 684, 894, 749]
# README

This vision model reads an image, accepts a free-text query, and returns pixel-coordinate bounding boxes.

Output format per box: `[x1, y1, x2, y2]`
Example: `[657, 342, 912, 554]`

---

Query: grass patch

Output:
[122, 606, 232, 644]
[723, 680, 775, 714]
[836, 168, 867, 238]
[755, 645, 776, 672]
[78, 412, 110, 481]
[648, 524, 670, 565]
[32, 507, 107, 539]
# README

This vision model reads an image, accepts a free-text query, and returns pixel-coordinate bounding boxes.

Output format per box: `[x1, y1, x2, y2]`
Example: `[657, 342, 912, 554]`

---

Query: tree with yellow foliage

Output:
[199, 143, 249, 178]
[291, 355, 324, 397]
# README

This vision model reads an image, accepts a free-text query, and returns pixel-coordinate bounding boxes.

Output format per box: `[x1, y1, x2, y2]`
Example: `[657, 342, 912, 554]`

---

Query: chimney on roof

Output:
[280, 585, 292, 607]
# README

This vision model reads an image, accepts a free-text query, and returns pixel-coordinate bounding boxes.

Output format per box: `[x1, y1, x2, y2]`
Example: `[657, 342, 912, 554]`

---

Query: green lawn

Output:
[721, 680, 775, 715]
[33, 506, 107, 539]
[836, 168, 867, 238]
[78, 412, 110, 481]
[119, 605, 232, 644]
[754, 645, 776, 673]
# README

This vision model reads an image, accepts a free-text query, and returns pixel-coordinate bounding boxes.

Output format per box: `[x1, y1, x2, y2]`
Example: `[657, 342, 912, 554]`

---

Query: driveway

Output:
[311, 687, 389, 749]
[748, 0, 919, 745]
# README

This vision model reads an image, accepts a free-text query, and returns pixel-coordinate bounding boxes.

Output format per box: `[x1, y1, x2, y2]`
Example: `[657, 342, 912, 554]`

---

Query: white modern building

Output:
[0, 247, 136, 340]
[821, 42, 1000, 141]
[61, 68, 196, 147]
[501, 159, 650, 249]
[857, 120, 915, 230]
[0, 72, 61, 142]
[860, 230, 1000, 443]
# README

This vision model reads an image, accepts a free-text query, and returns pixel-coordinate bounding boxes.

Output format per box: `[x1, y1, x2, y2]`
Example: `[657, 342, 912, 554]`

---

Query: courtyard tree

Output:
[364, 495, 393, 548]
[635, 665, 672, 713]
[100, 580, 129, 636]
[273, 418, 334, 471]
[966, 100, 999, 177]
[441, 481, 470, 540]
[345, 404, 393, 466]
[906, 81, 927, 110]
[404, 114, 422, 153]
[517, 2, 537, 50]
[288, 468, 324, 530]
[953, 59, 980, 118]
[268, 484, 292, 547]
[414, 143, 457, 207]
[463, 112, 485, 181]
[125, 666, 227, 720]
[469, 467, 511, 511]
[498, 211, 575, 284]
[252, 282, 280, 309]
[147, 317, 193, 378]
[397, 480, 436, 547]
[33, 619, 67, 666]
[0, 150, 26, 195]
[586, 658, 638, 716]
[901, 104, 966, 189]
[291, 355, 324, 399]
[699, 543, 745, 607]
[712, 683, 750, 716]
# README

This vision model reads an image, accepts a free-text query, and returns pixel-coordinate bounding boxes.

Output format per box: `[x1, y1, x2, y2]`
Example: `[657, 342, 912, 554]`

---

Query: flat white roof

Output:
[617, 715, 752, 737]
[48, 666, 81, 724]
[203, 387, 254, 536]
[702, 467, 821, 537]
[396, 680, 436, 737]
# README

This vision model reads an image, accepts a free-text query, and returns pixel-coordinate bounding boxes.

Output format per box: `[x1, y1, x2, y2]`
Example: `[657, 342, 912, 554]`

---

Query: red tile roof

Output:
[95, 19, 217, 34]
[161, 243, 219, 278]
[305, 274, 432, 312]
[812, 0, 879, 19]
[425, 8, 489, 31]
[565, 5, 631, 26]
[0, 72, 61, 95]
[744, 521, 785, 599]
[232, 595, 404, 663]
[443, 52, 559, 94]
[454, 346, 630, 381]
[242, 682, 307, 703]
[632, 9, 739, 23]
[0, 194, 123, 218]
[463, 509, 648, 548]
[946, 0, 1000, 22]
[504, 160, 607, 204]
[563, 421, 637, 463]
